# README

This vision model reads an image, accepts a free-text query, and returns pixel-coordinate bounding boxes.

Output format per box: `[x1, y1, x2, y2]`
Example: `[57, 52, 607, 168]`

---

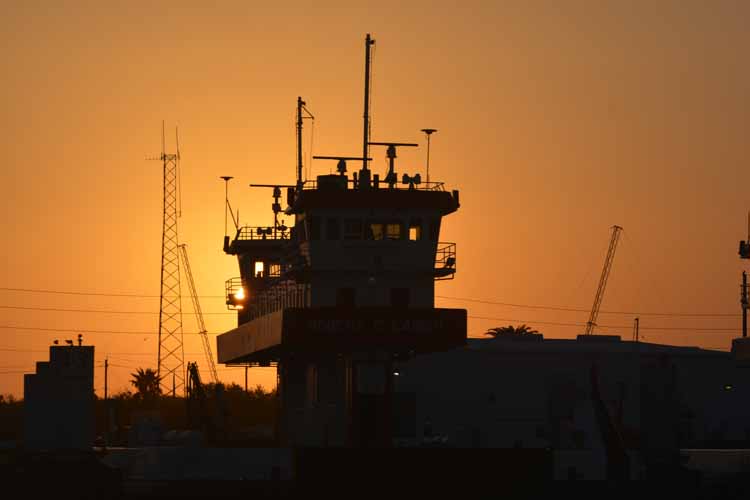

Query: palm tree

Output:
[485, 324, 540, 338]
[130, 368, 161, 400]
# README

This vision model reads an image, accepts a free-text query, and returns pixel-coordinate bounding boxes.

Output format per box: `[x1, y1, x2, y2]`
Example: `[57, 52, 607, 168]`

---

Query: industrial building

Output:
[23, 339, 94, 451]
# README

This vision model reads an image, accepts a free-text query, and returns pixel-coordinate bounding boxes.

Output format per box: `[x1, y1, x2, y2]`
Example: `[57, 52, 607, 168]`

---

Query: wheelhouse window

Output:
[409, 219, 422, 241]
[326, 218, 340, 240]
[386, 223, 402, 240]
[344, 219, 363, 240]
[254, 261, 265, 278]
[268, 263, 281, 277]
[336, 288, 356, 308]
[366, 223, 385, 240]
[390, 288, 410, 308]
[308, 216, 321, 241]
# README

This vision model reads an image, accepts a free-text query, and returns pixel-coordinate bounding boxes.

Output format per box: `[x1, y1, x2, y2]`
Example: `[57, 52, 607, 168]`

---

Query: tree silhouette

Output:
[485, 324, 540, 338]
[130, 368, 161, 401]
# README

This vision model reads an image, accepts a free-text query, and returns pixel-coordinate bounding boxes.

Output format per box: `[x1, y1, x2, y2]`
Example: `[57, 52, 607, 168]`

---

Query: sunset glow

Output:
[2, 1, 749, 398]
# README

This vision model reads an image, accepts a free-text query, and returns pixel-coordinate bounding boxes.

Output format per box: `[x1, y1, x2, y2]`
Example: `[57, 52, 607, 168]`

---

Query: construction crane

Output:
[584, 225, 623, 335]
[179, 244, 218, 383]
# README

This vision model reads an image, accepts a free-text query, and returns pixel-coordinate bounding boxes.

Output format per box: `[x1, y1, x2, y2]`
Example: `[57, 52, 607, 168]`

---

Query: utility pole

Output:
[633, 317, 639, 342]
[742, 271, 748, 338]
[245, 366, 248, 393]
[296, 97, 314, 189]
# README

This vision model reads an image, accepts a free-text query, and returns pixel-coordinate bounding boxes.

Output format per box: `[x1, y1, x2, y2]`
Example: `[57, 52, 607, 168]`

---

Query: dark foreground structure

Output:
[6, 34, 750, 499]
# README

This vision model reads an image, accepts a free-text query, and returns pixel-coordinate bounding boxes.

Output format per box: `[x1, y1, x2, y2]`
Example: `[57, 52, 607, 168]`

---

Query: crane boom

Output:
[585, 225, 623, 335]
[179, 244, 219, 383]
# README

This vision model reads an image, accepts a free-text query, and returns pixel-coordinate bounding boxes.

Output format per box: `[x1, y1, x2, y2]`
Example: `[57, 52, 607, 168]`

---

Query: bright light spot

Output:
[235, 287, 245, 300]
[235, 305, 244, 310]
[393, 370, 400, 377]
[254, 261, 264, 277]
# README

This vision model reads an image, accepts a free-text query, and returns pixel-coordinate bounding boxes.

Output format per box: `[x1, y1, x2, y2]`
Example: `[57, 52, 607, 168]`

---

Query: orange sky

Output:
[2, 1, 749, 397]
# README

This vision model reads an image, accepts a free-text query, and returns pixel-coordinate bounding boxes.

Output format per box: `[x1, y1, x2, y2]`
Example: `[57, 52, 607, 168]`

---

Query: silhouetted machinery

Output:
[584, 225, 623, 335]
[739, 213, 750, 258]
[186, 361, 227, 443]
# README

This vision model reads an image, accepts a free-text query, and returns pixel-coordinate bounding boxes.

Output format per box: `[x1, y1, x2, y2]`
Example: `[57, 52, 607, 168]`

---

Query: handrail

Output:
[434, 242, 456, 280]
[300, 179, 445, 192]
[235, 226, 291, 241]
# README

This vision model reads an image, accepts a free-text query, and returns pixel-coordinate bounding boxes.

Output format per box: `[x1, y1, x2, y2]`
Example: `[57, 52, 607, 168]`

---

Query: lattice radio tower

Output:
[150, 123, 185, 396]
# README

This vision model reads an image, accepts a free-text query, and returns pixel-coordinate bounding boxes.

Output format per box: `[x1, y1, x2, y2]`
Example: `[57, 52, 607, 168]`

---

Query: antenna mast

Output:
[150, 124, 185, 395]
[585, 225, 623, 335]
[362, 33, 375, 173]
[296, 97, 314, 189]
[421, 128, 437, 185]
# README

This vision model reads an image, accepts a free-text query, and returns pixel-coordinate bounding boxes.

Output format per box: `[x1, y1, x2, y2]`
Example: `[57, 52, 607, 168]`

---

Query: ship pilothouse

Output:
[217, 34, 466, 447]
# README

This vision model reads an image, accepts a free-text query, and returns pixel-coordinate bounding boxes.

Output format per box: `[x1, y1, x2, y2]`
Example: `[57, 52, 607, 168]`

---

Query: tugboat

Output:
[217, 34, 466, 448]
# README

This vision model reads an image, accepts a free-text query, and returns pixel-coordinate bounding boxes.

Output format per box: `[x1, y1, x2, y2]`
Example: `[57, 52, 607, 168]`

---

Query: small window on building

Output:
[367, 223, 385, 240]
[409, 219, 422, 241]
[386, 223, 402, 240]
[308, 216, 321, 241]
[336, 288, 356, 308]
[268, 263, 281, 277]
[254, 261, 265, 278]
[344, 219, 363, 240]
[429, 218, 440, 240]
[326, 218, 340, 240]
[390, 288, 410, 308]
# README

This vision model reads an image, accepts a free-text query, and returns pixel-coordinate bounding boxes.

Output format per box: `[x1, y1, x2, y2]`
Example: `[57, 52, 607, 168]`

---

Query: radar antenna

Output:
[368, 142, 418, 188]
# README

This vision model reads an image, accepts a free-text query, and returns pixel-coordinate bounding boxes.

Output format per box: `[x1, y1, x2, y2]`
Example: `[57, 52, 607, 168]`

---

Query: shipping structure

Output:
[216, 34, 466, 447]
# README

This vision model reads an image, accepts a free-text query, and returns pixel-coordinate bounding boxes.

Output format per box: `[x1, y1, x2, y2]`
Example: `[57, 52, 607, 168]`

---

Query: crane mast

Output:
[179, 244, 219, 383]
[585, 225, 623, 335]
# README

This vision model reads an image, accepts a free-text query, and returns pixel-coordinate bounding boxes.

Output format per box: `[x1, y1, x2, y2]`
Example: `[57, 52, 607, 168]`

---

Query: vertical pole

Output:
[633, 317, 640, 342]
[742, 271, 748, 338]
[245, 365, 248, 392]
[172, 372, 176, 397]
[297, 97, 304, 189]
[104, 358, 109, 446]
[426, 133, 431, 185]
[421, 129, 437, 186]
[363, 33, 375, 172]
[224, 179, 228, 237]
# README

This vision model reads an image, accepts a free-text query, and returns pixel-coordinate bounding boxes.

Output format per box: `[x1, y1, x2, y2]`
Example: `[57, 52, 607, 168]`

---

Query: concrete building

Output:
[23, 343, 94, 451]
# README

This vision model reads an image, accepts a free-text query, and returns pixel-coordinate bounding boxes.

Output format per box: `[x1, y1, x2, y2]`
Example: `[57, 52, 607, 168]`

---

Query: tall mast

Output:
[297, 96, 304, 189]
[362, 33, 375, 172]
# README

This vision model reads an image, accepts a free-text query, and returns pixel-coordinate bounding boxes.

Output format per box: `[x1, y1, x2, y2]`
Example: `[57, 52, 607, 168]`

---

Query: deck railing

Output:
[235, 226, 291, 241]
[434, 242, 457, 280]
[300, 179, 445, 192]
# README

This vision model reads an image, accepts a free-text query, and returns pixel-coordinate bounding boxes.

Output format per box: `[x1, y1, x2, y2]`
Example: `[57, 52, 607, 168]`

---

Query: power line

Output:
[440, 296, 739, 318]
[0, 287, 223, 299]
[0, 287, 740, 318]
[0, 301, 740, 320]
[0, 325, 220, 335]
[0, 305, 233, 315]
[468, 315, 740, 332]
